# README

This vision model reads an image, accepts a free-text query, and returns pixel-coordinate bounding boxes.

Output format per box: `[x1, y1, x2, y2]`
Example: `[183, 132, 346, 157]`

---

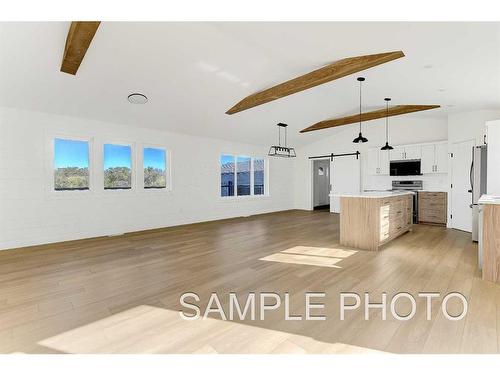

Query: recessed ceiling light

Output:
[423, 64, 433, 69]
[127, 93, 148, 104]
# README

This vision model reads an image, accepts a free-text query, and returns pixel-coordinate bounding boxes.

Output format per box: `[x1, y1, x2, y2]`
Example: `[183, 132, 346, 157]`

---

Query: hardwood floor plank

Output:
[460, 277, 498, 353]
[0, 209, 491, 353]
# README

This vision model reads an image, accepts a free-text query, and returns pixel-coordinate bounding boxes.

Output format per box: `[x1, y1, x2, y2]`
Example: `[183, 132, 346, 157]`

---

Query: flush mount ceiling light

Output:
[268, 123, 296, 158]
[381, 98, 394, 151]
[127, 93, 148, 104]
[353, 77, 368, 143]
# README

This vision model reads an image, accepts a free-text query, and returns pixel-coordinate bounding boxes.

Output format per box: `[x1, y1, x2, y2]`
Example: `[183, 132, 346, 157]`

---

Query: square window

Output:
[54, 138, 90, 191]
[144, 147, 167, 189]
[253, 158, 265, 195]
[237, 156, 251, 196]
[104, 144, 132, 189]
[220, 155, 235, 197]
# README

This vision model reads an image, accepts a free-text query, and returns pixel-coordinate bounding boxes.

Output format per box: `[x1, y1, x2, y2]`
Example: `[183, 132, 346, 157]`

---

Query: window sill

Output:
[102, 188, 135, 195]
[218, 194, 271, 202]
[137, 187, 173, 195]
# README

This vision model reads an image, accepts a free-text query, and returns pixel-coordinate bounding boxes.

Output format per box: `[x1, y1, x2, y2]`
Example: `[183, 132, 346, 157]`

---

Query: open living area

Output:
[1, 13, 500, 363]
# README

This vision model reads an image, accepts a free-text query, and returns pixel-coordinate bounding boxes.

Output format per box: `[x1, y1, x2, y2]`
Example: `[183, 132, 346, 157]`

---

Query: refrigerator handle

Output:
[469, 148, 474, 203]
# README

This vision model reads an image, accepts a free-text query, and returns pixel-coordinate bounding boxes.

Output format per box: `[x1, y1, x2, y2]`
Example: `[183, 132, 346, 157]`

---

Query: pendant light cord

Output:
[386, 100, 389, 141]
[359, 79, 362, 133]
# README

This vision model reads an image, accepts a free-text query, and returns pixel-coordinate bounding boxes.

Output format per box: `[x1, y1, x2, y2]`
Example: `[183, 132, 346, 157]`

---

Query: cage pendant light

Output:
[268, 123, 296, 157]
[353, 77, 368, 143]
[380, 97, 394, 150]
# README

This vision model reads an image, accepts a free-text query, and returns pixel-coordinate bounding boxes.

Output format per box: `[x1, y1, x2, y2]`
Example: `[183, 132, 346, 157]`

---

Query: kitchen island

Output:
[333, 191, 414, 251]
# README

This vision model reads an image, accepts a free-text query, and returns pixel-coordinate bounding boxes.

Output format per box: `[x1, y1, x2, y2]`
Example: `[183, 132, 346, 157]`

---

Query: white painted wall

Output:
[3, 105, 499, 250]
[293, 116, 449, 210]
[448, 110, 500, 146]
[0, 107, 295, 250]
[486, 120, 500, 195]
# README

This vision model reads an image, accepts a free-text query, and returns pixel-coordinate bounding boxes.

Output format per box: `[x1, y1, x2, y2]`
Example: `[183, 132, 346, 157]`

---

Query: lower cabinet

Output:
[418, 192, 447, 225]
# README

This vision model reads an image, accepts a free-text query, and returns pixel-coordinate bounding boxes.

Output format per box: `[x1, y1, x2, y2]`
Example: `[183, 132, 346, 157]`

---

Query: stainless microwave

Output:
[390, 160, 422, 176]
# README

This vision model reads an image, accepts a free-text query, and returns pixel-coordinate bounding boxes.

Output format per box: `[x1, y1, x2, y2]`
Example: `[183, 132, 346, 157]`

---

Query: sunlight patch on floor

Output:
[260, 246, 357, 268]
[37, 304, 384, 354]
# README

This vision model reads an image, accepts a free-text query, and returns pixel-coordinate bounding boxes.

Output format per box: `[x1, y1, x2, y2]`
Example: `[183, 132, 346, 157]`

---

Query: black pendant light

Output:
[380, 97, 394, 150]
[353, 77, 368, 143]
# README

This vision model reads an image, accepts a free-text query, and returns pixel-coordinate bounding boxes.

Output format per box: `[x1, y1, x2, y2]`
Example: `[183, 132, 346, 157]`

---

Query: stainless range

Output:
[392, 180, 423, 223]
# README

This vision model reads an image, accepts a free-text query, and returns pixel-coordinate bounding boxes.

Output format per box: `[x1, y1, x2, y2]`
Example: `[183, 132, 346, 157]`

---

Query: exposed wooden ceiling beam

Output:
[226, 51, 405, 115]
[300, 105, 441, 133]
[60, 21, 101, 75]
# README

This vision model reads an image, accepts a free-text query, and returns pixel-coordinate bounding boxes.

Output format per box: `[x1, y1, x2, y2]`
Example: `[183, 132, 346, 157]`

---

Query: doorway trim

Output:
[309, 157, 331, 211]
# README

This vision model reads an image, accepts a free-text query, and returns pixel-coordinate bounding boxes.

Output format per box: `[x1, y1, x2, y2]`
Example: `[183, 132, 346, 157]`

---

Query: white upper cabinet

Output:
[421, 144, 435, 174]
[369, 141, 448, 176]
[390, 145, 421, 160]
[389, 146, 405, 161]
[367, 148, 390, 175]
[420, 142, 448, 174]
[379, 150, 390, 175]
[404, 145, 422, 160]
[434, 143, 449, 173]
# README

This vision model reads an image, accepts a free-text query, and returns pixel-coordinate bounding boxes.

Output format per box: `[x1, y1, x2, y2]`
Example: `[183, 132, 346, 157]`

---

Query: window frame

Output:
[140, 144, 172, 193]
[252, 157, 266, 196]
[102, 140, 136, 193]
[48, 133, 94, 197]
[219, 153, 269, 200]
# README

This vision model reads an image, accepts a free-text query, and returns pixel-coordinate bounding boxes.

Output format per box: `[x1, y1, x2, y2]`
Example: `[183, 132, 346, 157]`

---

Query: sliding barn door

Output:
[330, 155, 361, 213]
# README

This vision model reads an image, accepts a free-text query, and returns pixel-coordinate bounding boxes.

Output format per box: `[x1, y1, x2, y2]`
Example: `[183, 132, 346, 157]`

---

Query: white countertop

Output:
[478, 194, 500, 205]
[417, 190, 447, 193]
[330, 191, 414, 199]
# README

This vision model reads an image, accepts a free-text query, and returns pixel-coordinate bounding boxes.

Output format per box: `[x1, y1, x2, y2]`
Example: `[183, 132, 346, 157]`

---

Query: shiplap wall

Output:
[0, 107, 295, 250]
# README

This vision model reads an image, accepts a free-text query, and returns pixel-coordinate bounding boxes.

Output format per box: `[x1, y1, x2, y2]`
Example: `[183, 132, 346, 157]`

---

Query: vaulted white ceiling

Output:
[0, 22, 499, 146]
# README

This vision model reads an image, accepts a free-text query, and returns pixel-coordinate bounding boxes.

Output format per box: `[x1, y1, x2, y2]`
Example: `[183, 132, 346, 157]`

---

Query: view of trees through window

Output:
[144, 147, 167, 188]
[104, 144, 132, 189]
[54, 138, 90, 190]
[54, 139, 171, 191]
[220, 155, 266, 197]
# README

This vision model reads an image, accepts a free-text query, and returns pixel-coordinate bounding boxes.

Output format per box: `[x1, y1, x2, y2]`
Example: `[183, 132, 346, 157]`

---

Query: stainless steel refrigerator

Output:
[471, 145, 487, 242]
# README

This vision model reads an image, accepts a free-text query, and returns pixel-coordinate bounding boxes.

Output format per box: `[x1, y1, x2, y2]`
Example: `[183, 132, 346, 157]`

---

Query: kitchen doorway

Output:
[451, 139, 475, 232]
[312, 159, 330, 210]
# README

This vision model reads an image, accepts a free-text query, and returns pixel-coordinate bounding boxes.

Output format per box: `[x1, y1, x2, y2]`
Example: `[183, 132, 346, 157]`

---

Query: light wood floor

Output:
[0, 210, 497, 354]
